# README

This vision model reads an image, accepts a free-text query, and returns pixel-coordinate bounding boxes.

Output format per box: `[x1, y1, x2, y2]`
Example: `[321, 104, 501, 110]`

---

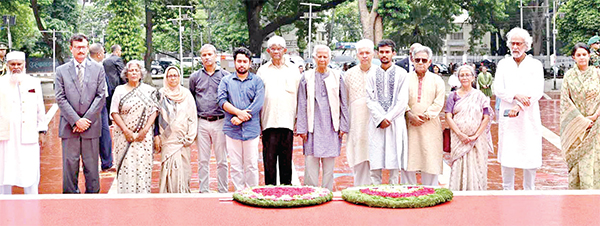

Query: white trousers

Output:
[0, 184, 38, 195]
[304, 156, 335, 191]
[226, 136, 259, 191]
[501, 166, 536, 190]
[401, 170, 439, 186]
[353, 161, 372, 186]
[196, 118, 228, 193]
[370, 169, 399, 185]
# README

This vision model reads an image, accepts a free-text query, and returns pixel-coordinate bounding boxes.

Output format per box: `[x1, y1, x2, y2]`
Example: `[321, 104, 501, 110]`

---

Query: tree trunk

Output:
[358, 0, 379, 42]
[143, 0, 154, 85]
[245, 1, 263, 56]
[30, 0, 66, 64]
[373, 14, 383, 44]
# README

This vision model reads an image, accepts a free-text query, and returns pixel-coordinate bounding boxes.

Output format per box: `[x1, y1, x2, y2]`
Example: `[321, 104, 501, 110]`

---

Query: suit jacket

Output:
[102, 55, 125, 100]
[396, 57, 410, 72]
[55, 59, 106, 139]
[0, 74, 47, 143]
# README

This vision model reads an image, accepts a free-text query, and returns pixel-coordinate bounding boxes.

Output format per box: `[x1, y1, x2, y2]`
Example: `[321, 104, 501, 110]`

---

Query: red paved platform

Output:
[1, 191, 598, 226]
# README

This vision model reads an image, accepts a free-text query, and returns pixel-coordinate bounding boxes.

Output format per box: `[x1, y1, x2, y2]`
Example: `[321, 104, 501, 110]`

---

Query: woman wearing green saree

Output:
[560, 43, 600, 189]
[477, 66, 493, 98]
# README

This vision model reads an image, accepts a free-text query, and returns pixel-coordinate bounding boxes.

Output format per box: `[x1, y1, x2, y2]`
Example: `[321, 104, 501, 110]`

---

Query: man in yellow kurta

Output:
[405, 46, 446, 186]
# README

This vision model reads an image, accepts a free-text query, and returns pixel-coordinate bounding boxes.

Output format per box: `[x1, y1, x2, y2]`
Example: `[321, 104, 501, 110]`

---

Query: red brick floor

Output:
[9, 94, 568, 194]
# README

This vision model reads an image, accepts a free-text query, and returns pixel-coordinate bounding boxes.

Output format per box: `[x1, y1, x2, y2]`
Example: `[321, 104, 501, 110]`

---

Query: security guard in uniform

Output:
[0, 42, 8, 76]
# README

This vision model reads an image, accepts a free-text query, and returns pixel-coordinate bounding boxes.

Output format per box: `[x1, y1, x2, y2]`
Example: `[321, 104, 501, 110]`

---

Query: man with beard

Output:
[55, 34, 106, 193]
[0, 51, 47, 194]
[493, 27, 544, 190]
[365, 39, 409, 185]
[217, 47, 264, 191]
[256, 36, 302, 186]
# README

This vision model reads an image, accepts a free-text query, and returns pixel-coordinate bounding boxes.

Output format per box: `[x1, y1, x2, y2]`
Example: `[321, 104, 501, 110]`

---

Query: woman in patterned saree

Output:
[110, 60, 158, 193]
[445, 65, 493, 191]
[560, 43, 600, 189]
[157, 66, 197, 193]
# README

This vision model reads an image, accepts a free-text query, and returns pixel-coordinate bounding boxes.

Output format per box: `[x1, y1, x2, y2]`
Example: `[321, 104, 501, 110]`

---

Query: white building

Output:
[443, 11, 491, 58]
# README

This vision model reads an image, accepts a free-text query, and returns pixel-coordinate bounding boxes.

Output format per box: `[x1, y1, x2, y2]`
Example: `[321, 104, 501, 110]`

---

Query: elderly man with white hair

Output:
[405, 45, 446, 186]
[343, 39, 377, 186]
[493, 27, 544, 190]
[0, 51, 47, 194]
[256, 35, 302, 185]
[296, 44, 349, 190]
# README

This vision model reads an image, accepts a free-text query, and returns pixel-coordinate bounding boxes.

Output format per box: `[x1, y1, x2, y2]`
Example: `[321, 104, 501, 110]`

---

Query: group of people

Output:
[2, 26, 598, 195]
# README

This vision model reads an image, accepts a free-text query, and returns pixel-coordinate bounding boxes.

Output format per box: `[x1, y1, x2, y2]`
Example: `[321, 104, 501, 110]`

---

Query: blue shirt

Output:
[217, 72, 264, 141]
[189, 68, 229, 117]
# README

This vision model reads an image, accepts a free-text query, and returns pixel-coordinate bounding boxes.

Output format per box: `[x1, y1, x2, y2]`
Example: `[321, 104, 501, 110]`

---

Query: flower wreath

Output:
[233, 185, 333, 208]
[341, 185, 453, 208]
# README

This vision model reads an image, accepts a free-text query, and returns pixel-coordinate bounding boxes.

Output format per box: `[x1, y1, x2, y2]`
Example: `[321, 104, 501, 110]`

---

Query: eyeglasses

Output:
[269, 47, 285, 52]
[72, 46, 88, 50]
[128, 68, 141, 72]
[414, 58, 428, 64]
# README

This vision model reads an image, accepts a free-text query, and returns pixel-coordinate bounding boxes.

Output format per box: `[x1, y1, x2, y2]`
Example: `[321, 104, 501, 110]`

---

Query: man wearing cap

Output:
[0, 42, 8, 77]
[0, 51, 47, 194]
[588, 36, 600, 68]
[256, 35, 302, 186]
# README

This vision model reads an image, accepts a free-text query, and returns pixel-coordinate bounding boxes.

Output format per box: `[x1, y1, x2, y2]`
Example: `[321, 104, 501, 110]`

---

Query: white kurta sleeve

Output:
[521, 60, 545, 111]
[366, 70, 387, 126]
[493, 60, 516, 103]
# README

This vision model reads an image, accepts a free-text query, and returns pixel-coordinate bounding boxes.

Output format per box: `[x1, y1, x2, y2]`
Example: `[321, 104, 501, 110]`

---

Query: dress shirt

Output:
[189, 67, 228, 117]
[217, 72, 264, 141]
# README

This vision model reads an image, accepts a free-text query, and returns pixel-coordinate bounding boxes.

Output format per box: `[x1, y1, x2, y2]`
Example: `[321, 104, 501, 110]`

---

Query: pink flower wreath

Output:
[342, 185, 453, 208]
[233, 185, 333, 208]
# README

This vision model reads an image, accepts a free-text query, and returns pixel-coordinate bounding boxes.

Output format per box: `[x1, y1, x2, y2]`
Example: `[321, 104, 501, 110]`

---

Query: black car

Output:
[151, 60, 163, 75]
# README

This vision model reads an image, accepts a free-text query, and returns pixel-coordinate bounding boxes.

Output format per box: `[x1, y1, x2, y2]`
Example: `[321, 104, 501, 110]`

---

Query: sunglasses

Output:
[414, 58, 428, 64]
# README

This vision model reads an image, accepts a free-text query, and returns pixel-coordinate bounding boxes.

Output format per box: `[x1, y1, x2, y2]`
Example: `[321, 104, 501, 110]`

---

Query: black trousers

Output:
[262, 128, 293, 185]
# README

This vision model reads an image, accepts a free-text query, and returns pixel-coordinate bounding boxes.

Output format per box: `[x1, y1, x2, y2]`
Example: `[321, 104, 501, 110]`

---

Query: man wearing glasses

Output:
[256, 36, 301, 185]
[493, 27, 544, 190]
[55, 34, 106, 193]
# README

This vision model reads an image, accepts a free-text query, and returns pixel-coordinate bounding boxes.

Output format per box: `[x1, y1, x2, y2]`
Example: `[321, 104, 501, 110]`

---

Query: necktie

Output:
[77, 64, 84, 89]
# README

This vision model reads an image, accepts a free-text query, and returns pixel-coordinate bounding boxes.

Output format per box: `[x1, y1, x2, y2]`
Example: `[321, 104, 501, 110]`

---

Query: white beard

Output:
[7, 69, 26, 86]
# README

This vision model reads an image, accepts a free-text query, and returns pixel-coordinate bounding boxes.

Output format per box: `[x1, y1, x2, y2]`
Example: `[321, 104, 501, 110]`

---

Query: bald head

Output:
[89, 43, 105, 62]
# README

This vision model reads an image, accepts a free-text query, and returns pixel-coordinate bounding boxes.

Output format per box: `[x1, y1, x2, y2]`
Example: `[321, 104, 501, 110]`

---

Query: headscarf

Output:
[160, 66, 186, 103]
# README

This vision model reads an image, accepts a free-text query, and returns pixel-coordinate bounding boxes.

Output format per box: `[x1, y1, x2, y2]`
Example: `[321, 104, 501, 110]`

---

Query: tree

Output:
[242, 0, 349, 56]
[30, 0, 81, 63]
[330, 0, 363, 43]
[105, 0, 146, 62]
[557, 0, 600, 54]
[0, 1, 40, 54]
[79, 0, 112, 44]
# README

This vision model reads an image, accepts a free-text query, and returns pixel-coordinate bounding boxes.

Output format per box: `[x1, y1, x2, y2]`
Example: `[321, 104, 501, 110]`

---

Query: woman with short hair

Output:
[111, 60, 158, 193]
[445, 65, 493, 191]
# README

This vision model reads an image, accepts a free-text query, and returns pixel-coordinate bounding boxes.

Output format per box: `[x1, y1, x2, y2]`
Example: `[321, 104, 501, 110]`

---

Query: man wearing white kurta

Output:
[0, 51, 47, 194]
[493, 27, 544, 190]
[366, 39, 409, 185]
[343, 39, 376, 186]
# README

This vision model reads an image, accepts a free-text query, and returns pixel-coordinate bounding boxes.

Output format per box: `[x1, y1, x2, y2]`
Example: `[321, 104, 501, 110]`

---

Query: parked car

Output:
[182, 57, 201, 68]
[158, 58, 178, 70]
[433, 63, 449, 75]
[151, 60, 163, 75]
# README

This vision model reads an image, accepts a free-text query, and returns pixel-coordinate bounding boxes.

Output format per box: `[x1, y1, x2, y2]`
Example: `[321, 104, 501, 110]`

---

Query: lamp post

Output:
[167, 5, 193, 81]
[39, 29, 69, 76]
[300, 2, 321, 57]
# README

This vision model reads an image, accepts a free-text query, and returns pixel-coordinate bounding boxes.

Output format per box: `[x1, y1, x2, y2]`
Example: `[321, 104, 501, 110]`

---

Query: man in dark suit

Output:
[102, 44, 125, 117]
[396, 43, 422, 72]
[89, 43, 113, 171]
[55, 34, 106, 193]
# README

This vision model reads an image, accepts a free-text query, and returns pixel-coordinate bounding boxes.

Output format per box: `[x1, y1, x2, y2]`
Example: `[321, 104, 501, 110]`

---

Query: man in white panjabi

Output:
[343, 39, 377, 186]
[365, 39, 410, 185]
[0, 51, 47, 194]
[493, 27, 544, 190]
